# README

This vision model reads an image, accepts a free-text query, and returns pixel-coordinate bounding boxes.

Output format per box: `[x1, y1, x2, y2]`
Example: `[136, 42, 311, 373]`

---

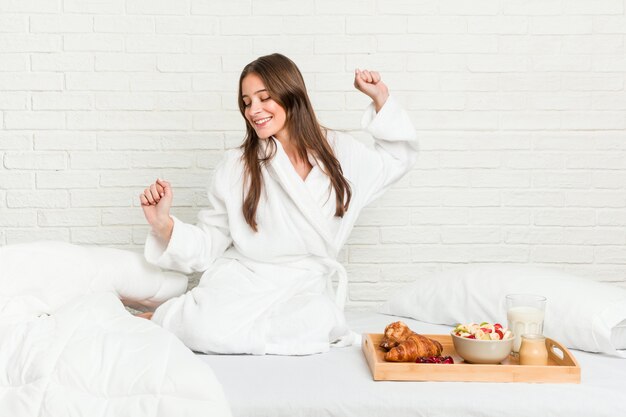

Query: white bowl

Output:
[451, 332, 514, 364]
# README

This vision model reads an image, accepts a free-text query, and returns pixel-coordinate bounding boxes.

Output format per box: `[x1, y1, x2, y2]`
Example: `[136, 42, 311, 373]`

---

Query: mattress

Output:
[198, 312, 626, 417]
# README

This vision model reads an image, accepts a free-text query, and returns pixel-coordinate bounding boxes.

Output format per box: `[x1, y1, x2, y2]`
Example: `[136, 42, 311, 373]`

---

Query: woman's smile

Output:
[253, 116, 273, 128]
[241, 73, 288, 140]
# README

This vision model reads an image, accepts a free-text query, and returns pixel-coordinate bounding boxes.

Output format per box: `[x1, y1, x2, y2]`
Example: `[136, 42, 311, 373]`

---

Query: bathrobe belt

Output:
[320, 257, 348, 311]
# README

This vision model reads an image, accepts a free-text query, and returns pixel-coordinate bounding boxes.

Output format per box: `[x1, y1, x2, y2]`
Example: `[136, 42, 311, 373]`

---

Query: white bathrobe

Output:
[146, 96, 417, 355]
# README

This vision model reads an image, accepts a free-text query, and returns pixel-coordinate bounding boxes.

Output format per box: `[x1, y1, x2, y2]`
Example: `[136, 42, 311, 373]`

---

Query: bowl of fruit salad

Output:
[451, 322, 514, 364]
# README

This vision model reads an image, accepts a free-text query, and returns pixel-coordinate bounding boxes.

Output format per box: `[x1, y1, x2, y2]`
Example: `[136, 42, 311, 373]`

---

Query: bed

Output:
[201, 311, 626, 417]
[3, 242, 626, 417]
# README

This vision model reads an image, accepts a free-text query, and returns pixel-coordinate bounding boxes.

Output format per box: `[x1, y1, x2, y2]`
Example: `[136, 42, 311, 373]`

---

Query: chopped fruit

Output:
[453, 322, 512, 341]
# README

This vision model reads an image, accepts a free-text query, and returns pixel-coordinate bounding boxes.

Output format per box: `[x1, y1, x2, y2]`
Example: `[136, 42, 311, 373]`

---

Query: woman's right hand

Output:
[140, 178, 174, 241]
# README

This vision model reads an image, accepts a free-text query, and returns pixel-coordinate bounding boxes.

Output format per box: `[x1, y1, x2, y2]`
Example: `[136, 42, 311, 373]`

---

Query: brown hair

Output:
[237, 53, 351, 232]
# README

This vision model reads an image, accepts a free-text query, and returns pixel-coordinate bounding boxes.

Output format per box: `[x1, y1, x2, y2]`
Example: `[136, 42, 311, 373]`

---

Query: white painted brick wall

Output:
[2, 1, 626, 310]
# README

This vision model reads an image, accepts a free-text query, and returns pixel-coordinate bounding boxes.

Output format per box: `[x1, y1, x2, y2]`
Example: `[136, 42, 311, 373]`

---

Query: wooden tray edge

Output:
[361, 332, 381, 380]
[362, 333, 581, 384]
[546, 337, 580, 368]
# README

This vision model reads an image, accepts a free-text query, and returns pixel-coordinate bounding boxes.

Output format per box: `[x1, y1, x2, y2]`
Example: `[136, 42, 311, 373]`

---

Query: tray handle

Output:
[546, 338, 576, 366]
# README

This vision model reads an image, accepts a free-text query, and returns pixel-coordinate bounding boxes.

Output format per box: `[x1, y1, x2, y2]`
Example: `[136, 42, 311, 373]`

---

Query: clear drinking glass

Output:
[505, 294, 547, 353]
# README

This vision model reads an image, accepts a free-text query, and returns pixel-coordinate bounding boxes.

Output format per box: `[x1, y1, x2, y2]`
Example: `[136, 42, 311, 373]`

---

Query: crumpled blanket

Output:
[0, 241, 232, 417]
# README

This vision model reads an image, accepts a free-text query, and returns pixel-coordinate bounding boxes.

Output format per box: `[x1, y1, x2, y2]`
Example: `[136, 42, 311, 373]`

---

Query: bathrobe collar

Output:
[262, 137, 337, 255]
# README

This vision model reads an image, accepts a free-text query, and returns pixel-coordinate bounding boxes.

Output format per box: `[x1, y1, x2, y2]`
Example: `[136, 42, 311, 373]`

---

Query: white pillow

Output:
[380, 264, 626, 357]
[0, 241, 188, 316]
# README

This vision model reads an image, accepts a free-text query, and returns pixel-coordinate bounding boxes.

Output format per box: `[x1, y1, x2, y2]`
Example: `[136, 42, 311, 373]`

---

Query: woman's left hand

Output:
[354, 69, 389, 112]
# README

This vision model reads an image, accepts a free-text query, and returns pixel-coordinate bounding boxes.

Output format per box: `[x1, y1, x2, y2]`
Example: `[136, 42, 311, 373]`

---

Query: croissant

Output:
[384, 333, 443, 362]
[380, 321, 414, 350]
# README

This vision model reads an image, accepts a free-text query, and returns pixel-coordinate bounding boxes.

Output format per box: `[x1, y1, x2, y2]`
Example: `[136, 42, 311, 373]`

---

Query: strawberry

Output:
[495, 329, 504, 340]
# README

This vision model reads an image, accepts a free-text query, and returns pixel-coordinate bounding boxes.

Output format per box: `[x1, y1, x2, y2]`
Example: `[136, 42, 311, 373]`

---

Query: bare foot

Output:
[135, 312, 154, 320]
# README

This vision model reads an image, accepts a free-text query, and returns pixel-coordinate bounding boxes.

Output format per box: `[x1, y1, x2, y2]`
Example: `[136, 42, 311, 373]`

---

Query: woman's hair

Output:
[237, 53, 352, 232]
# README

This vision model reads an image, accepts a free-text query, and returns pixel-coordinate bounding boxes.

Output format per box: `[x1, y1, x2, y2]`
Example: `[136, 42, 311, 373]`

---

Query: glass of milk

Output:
[505, 294, 547, 353]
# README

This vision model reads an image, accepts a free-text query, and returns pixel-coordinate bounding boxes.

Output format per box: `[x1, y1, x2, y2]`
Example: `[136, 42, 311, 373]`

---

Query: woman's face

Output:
[241, 73, 288, 141]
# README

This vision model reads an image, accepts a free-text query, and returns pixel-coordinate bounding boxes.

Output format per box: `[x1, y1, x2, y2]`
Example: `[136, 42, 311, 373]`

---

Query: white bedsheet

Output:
[199, 312, 626, 417]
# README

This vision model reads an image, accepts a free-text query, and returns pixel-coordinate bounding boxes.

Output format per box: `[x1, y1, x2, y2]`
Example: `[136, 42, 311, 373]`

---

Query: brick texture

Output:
[2, 1, 626, 308]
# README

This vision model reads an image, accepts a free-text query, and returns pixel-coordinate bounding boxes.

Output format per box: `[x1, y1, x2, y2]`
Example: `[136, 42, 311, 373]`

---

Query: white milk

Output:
[507, 306, 545, 352]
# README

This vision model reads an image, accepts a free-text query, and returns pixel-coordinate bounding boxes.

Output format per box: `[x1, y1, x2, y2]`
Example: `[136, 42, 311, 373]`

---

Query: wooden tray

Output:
[362, 334, 580, 383]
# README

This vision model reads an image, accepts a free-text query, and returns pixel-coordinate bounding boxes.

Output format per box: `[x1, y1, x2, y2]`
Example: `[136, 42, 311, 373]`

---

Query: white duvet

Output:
[0, 241, 232, 417]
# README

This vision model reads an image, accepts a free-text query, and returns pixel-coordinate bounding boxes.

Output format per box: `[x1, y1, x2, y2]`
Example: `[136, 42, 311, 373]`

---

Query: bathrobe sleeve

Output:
[340, 95, 418, 207]
[144, 155, 234, 274]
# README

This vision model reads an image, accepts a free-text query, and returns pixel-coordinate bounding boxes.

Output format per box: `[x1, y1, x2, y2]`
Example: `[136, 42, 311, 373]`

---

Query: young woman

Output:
[139, 53, 417, 355]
